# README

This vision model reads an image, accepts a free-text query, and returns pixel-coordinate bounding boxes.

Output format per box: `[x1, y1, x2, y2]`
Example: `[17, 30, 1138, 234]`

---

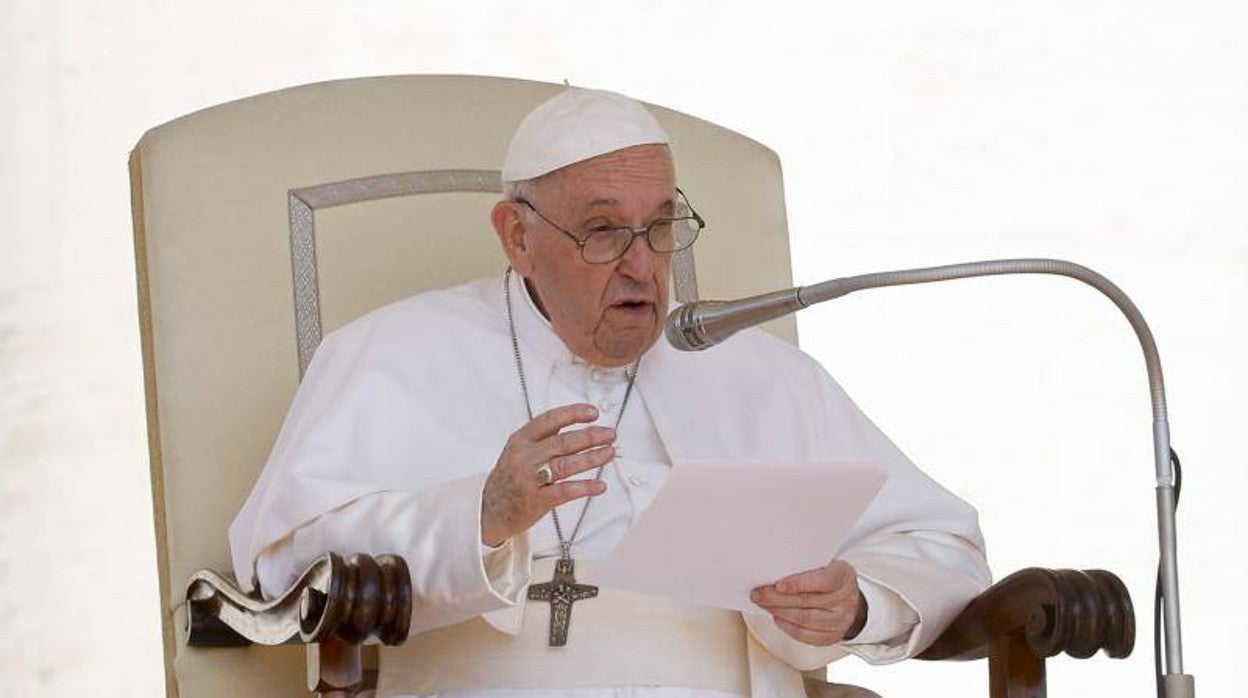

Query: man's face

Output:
[495, 144, 676, 367]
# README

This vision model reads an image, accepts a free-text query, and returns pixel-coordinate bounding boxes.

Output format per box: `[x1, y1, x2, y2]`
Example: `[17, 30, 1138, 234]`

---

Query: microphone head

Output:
[664, 303, 710, 352]
[665, 290, 804, 352]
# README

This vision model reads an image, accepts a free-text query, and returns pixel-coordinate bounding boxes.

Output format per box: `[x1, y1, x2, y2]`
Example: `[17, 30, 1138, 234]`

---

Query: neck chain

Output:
[504, 268, 638, 560]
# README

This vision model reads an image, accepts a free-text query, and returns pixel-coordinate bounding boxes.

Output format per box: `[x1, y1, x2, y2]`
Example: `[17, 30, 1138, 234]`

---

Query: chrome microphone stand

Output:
[668, 258, 1194, 697]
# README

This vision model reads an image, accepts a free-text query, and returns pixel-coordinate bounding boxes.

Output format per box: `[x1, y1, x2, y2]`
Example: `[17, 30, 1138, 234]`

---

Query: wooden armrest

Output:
[186, 553, 412, 697]
[918, 567, 1135, 698]
[186, 552, 411, 648]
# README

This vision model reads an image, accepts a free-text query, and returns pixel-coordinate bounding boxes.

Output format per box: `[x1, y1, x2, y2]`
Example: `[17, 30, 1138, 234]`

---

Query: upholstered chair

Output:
[129, 75, 1132, 698]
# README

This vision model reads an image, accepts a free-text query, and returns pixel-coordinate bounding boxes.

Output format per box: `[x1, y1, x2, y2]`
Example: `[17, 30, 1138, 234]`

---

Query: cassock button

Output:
[627, 474, 644, 487]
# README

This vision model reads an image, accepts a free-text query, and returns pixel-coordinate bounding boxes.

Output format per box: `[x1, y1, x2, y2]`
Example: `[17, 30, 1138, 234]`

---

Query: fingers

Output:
[751, 585, 841, 610]
[541, 478, 608, 508]
[518, 403, 600, 441]
[750, 561, 863, 646]
[755, 586, 862, 646]
[750, 563, 853, 608]
[773, 561, 855, 595]
[765, 605, 844, 631]
[544, 445, 616, 483]
[483, 403, 617, 546]
[530, 425, 616, 463]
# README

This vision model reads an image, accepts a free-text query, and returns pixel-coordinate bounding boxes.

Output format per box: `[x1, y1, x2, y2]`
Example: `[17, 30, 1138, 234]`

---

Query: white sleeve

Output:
[842, 577, 919, 646]
[838, 530, 991, 664]
[253, 471, 533, 635]
[742, 530, 989, 670]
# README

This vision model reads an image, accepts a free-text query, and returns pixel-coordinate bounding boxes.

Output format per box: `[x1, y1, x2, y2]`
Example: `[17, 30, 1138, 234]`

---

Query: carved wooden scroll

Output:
[917, 567, 1135, 698]
[186, 553, 410, 696]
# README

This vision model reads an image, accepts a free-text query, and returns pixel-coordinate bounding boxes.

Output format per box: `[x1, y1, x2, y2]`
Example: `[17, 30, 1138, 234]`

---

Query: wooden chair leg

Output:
[308, 638, 363, 696]
[989, 633, 1046, 698]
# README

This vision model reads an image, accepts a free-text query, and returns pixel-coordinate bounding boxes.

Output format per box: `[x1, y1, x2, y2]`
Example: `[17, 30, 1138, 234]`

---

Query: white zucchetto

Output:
[501, 88, 671, 183]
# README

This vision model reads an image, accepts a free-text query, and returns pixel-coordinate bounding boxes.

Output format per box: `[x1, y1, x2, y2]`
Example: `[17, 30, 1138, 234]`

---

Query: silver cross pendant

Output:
[526, 557, 598, 646]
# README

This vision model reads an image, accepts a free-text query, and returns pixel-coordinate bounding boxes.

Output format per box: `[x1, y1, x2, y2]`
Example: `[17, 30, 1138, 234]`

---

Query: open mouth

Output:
[612, 300, 653, 313]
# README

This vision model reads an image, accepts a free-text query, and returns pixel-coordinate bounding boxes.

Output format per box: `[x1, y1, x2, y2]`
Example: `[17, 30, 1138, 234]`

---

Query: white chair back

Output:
[130, 74, 795, 696]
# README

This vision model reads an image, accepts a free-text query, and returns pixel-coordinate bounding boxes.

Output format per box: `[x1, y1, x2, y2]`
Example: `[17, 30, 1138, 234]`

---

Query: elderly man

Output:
[230, 88, 991, 697]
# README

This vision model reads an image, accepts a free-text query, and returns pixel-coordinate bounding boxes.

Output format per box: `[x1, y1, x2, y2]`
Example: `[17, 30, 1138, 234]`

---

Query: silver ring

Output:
[536, 463, 555, 486]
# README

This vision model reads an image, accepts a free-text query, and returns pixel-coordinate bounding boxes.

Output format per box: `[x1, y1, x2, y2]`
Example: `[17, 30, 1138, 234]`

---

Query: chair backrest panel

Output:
[314, 188, 507, 338]
[131, 74, 795, 697]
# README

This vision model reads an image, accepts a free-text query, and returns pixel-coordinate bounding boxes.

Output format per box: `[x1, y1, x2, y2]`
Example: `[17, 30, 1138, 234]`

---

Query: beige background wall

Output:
[1, 1, 1244, 696]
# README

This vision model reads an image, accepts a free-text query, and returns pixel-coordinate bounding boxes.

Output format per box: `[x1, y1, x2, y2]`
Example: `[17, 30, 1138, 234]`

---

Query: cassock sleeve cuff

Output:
[837, 536, 991, 665]
[838, 574, 919, 650]
[475, 489, 533, 604]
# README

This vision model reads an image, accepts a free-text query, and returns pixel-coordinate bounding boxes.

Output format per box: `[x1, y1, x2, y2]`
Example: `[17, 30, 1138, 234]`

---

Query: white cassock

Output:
[230, 271, 992, 698]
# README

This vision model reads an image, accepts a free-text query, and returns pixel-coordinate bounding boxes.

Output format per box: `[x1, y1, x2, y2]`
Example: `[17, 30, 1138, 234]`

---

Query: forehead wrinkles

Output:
[543, 146, 674, 213]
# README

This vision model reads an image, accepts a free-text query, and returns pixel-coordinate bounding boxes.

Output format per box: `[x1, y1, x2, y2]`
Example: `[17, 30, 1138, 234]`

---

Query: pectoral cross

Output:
[527, 557, 598, 646]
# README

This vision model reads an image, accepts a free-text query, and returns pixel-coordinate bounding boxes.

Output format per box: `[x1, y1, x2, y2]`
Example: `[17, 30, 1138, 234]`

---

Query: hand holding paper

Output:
[751, 559, 868, 645]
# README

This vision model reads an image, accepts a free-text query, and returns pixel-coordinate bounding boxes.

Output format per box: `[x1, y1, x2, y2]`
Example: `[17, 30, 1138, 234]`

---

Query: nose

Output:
[614, 230, 656, 280]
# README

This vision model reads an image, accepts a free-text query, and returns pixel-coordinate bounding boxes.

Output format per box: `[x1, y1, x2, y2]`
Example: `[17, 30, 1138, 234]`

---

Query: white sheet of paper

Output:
[591, 461, 888, 612]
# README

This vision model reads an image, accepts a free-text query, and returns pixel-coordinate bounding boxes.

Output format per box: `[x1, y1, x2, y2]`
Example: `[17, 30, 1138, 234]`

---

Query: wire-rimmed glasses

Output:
[514, 187, 705, 264]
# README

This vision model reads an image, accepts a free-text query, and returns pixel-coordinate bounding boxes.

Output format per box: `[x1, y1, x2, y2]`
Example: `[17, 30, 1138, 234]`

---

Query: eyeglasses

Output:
[514, 188, 705, 264]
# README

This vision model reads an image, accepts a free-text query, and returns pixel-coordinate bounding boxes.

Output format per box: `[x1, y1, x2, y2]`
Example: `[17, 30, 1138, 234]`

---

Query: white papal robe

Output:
[229, 272, 992, 697]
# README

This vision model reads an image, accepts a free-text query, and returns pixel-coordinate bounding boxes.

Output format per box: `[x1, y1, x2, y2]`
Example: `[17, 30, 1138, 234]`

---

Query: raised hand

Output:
[481, 403, 617, 547]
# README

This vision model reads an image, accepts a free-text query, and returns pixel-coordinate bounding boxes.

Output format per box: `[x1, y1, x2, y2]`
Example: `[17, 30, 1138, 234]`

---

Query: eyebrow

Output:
[580, 196, 676, 220]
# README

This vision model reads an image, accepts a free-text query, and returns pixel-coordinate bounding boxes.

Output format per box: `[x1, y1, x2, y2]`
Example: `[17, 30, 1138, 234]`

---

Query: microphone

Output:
[664, 258, 1194, 696]
[664, 287, 807, 351]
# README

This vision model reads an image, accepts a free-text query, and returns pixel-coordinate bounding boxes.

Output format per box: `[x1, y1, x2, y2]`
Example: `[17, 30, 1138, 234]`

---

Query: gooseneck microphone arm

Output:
[666, 258, 1193, 697]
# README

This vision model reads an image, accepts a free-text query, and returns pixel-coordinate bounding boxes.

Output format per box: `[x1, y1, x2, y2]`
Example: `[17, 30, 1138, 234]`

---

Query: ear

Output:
[491, 201, 535, 276]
